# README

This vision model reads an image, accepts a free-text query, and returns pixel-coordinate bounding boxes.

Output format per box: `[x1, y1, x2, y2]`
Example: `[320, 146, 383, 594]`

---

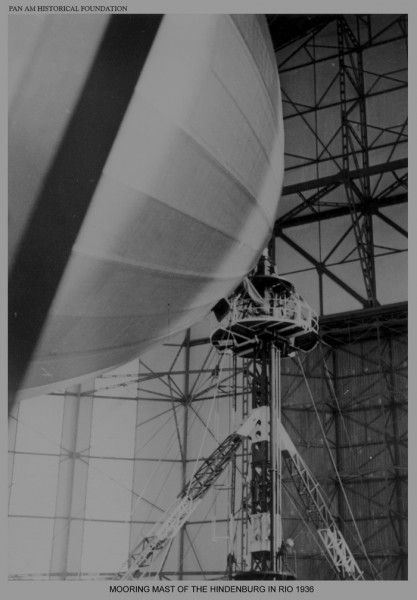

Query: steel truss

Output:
[274, 15, 407, 312]
[114, 300, 406, 581]
[280, 427, 363, 580]
[10, 302, 406, 581]
[280, 303, 407, 580]
[9, 331, 243, 581]
[126, 301, 406, 580]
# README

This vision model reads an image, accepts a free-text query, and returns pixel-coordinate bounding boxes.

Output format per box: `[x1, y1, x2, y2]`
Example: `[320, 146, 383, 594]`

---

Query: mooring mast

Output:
[211, 249, 319, 580]
[119, 250, 364, 580]
[120, 249, 364, 581]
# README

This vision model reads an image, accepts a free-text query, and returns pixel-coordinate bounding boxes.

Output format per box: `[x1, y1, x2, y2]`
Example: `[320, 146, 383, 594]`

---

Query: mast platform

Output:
[211, 277, 319, 357]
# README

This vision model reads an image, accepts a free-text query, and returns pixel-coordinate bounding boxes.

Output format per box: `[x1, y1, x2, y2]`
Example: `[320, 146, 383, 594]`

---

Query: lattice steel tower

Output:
[211, 249, 319, 579]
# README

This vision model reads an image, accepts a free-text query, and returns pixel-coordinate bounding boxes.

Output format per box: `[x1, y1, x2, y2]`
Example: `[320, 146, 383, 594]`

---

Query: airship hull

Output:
[11, 14, 284, 398]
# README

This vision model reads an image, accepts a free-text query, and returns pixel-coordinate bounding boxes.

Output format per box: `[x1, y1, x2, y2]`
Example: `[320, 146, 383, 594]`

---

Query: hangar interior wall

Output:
[9, 311, 407, 580]
[280, 326, 407, 580]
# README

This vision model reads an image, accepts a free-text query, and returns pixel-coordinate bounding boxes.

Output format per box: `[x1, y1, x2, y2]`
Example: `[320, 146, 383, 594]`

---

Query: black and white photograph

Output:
[6, 1, 410, 597]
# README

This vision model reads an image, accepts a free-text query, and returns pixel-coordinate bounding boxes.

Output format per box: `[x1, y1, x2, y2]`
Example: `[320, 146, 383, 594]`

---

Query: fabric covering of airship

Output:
[10, 14, 284, 398]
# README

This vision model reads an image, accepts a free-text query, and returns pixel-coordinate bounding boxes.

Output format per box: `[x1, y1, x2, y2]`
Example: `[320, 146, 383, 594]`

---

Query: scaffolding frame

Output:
[274, 15, 407, 313]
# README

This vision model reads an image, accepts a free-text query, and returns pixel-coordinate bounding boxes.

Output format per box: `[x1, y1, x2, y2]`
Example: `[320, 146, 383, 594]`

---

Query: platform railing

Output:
[225, 294, 319, 334]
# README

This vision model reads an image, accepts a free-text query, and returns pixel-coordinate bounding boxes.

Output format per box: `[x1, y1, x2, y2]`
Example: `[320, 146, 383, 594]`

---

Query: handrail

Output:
[227, 294, 319, 334]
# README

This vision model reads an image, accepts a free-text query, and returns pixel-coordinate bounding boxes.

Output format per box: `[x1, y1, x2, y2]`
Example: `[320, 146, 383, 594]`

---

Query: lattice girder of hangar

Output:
[271, 14, 408, 580]
[8, 14, 407, 581]
[272, 14, 407, 313]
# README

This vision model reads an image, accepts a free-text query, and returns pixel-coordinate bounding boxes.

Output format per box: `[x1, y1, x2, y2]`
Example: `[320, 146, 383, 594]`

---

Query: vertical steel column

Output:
[250, 343, 272, 573]
[230, 353, 238, 519]
[178, 329, 191, 579]
[331, 349, 345, 532]
[8, 401, 20, 510]
[49, 382, 94, 579]
[240, 359, 251, 568]
[129, 360, 144, 570]
[227, 352, 238, 578]
[318, 273, 324, 317]
[337, 16, 377, 306]
[384, 331, 407, 579]
[270, 345, 281, 572]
